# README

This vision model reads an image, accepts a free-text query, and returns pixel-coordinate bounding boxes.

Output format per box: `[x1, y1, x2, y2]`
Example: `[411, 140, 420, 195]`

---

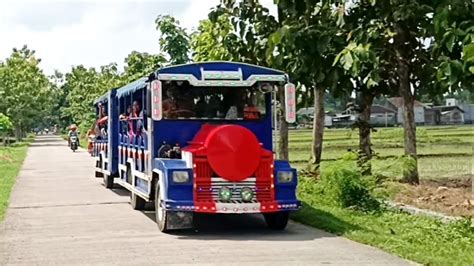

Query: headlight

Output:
[219, 186, 232, 201]
[277, 171, 293, 183]
[240, 187, 254, 202]
[172, 171, 189, 183]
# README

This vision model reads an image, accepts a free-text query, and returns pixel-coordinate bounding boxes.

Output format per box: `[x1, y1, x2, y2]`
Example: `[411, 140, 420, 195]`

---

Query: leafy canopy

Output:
[155, 15, 191, 65]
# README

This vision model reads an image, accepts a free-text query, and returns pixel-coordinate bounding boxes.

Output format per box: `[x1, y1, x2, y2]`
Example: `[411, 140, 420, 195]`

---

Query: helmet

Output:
[70, 124, 77, 130]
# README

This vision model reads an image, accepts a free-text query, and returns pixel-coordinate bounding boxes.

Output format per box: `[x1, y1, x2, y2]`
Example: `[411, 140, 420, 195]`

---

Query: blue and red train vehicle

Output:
[92, 61, 300, 232]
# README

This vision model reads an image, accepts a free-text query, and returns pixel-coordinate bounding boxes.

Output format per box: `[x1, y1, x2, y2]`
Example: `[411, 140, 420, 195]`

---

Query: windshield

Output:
[162, 85, 267, 120]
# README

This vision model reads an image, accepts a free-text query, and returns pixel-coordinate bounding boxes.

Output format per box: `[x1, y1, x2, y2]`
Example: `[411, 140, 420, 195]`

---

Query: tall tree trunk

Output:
[311, 87, 325, 164]
[395, 23, 419, 184]
[358, 90, 374, 159]
[278, 87, 289, 160]
[15, 125, 22, 141]
[357, 90, 374, 175]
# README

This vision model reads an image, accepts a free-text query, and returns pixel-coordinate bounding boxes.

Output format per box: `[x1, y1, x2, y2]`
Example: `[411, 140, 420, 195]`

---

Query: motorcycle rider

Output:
[68, 124, 79, 147]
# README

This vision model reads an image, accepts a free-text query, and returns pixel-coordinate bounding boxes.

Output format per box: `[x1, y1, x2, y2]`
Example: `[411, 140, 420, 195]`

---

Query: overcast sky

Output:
[0, 0, 276, 75]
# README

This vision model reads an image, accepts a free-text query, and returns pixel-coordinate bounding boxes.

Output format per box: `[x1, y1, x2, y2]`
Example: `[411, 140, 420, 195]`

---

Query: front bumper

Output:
[163, 200, 301, 214]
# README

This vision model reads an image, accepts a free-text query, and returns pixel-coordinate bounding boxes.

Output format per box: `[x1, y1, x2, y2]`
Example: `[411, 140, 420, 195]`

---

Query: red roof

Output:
[388, 97, 424, 108]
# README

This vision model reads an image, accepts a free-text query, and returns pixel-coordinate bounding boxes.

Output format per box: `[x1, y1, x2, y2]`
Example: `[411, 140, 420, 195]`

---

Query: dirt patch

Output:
[393, 178, 473, 218]
[421, 177, 472, 188]
[0, 155, 13, 163]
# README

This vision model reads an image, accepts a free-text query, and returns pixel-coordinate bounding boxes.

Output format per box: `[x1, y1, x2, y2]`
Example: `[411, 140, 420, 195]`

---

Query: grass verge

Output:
[292, 177, 474, 265]
[0, 137, 34, 221]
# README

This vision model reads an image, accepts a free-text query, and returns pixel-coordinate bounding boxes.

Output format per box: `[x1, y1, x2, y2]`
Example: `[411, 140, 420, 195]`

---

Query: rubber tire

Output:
[126, 166, 132, 184]
[98, 156, 103, 168]
[130, 193, 146, 210]
[155, 184, 169, 232]
[103, 174, 114, 189]
[264, 212, 289, 230]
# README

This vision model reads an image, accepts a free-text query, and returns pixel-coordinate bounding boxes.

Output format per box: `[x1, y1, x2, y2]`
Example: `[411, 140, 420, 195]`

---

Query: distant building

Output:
[432, 105, 465, 124]
[386, 97, 425, 125]
[446, 98, 474, 124]
[369, 104, 397, 126]
[423, 104, 441, 125]
[296, 107, 333, 127]
[332, 107, 358, 128]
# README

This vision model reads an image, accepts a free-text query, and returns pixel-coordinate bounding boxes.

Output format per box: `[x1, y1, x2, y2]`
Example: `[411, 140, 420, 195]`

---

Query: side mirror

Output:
[284, 83, 296, 123]
[151, 80, 163, 121]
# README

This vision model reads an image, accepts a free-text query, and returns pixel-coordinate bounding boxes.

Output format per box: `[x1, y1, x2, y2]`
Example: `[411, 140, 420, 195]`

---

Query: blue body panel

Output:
[108, 89, 119, 176]
[273, 160, 299, 204]
[153, 159, 193, 202]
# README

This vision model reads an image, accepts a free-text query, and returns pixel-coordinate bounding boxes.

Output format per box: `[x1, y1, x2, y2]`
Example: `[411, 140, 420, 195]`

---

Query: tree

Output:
[269, 0, 350, 165]
[45, 71, 66, 129]
[124, 51, 166, 82]
[433, 0, 474, 91]
[333, 2, 396, 165]
[335, 0, 437, 184]
[208, 1, 280, 66]
[155, 15, 191, 65]
[0, 113, 13, 145]
[199, 1, 293, 160]
[191, 13, 236, 62]
[0, 46, 53, 140]
[61, 63, 123, 133]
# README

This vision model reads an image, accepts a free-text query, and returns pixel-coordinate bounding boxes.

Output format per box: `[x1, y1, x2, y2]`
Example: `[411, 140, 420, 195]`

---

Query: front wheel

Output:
[154, 184, 169, 232]
[264, 212, 289, 230]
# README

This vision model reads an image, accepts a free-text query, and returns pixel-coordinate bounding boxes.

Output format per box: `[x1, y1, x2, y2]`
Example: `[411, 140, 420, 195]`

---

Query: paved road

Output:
[0, 135, 412, 265]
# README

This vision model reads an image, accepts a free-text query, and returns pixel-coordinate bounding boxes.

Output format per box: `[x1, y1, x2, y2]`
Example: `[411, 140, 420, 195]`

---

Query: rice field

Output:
[289, 125, 474, 180]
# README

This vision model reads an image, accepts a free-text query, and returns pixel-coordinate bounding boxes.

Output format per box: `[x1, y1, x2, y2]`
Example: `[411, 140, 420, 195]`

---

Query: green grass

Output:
[290, 126, 474, 264]
[293, 177, 474, 265]
[0, 138, 33, 221]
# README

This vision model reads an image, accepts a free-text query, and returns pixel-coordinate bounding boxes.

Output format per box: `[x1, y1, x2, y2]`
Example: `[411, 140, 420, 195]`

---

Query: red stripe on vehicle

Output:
[193, 157, 216, 213]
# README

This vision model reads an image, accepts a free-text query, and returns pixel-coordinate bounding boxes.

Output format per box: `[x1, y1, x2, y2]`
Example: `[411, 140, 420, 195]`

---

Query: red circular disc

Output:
[205, 125, 261, 182]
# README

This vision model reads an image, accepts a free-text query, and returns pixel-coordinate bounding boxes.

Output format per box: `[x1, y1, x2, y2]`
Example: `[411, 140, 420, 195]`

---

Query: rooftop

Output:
[388, 97, 425, 108]
[371, 104, 397, 114]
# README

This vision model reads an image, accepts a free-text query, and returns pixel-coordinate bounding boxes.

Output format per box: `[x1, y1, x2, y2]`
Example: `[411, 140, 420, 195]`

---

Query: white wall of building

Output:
[397, 107, 425, 124]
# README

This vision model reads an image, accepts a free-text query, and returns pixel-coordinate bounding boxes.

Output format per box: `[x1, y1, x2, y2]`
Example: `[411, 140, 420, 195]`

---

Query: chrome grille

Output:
[197, 177, 258, 203]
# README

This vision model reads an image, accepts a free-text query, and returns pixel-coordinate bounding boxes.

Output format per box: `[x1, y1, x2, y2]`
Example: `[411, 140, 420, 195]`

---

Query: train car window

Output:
[161, 84, 267, 121]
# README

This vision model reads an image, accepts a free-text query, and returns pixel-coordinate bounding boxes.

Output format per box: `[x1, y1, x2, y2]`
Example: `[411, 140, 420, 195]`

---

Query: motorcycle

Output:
[70, 134, 79, 152]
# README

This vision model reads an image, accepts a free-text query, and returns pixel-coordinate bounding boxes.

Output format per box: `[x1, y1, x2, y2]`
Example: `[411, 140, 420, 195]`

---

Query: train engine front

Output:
[148, 62, 300, 232]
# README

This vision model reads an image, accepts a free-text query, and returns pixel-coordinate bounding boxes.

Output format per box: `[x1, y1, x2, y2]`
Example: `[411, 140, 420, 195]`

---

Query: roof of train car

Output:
[114, 61, 286, 98]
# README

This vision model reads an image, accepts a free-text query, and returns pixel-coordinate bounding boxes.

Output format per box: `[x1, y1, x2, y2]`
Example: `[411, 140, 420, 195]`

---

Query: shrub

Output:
[318, 160, 380, 211]
[341, 151, 358, 160]
[372, 155, 417, 182]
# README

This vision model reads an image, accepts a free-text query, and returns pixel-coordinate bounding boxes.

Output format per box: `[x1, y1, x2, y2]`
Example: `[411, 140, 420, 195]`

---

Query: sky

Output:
[0, 0, 276, 75]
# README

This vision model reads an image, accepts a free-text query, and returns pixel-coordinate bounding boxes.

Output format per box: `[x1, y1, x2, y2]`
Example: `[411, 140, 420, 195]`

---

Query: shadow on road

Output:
[107, 183, 362, 241]
[70, 137, 363, 242]
[109, 186, 131, 197]
[29, 135, 67, 147]
[135, 205, 361, 242]
[30, 143, 67, 147]
[31, 136, 64, 142]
